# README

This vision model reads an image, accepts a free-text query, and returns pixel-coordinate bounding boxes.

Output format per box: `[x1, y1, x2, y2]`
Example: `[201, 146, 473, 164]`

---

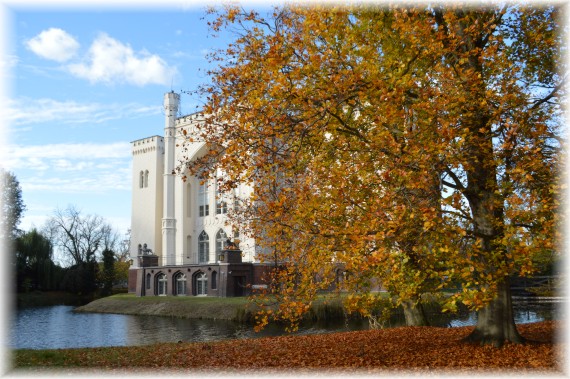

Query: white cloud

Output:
[22, 171, 131, 193]
[67, 33, 176, 86]
[4, 142, 130, 164]
[0, 54, 18, 71]
[3, 142, 132, 199]
[25, 28, 80, 63]
[6, 97, 161, 126]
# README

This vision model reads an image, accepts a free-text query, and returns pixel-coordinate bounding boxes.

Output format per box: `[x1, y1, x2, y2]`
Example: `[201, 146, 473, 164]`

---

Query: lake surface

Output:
[11, 298, 563, 350]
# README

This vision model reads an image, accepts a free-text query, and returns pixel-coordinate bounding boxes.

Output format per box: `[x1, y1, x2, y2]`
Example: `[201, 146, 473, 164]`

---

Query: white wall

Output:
[130, 136, 164, 267]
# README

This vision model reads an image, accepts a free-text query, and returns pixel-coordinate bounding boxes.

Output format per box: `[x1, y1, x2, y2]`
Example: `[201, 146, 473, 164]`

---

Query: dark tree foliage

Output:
[100, 248, 115, 296]
[61, 261, 99, 295]
[15, 229, 64, 292]
[1, 169, 25, 241]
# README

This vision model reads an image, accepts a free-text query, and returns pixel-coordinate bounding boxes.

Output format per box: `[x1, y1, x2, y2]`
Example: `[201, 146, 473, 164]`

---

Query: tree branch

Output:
[443, 167, 466, 191]
[530, 79, 565, 110]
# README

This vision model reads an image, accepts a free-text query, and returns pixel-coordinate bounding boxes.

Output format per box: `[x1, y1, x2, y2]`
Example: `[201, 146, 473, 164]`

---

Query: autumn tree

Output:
[181, 4, 564, 346]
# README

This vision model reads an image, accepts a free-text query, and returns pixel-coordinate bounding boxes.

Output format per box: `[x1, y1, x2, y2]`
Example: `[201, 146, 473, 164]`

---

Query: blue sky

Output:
[1, 1, 250, 239]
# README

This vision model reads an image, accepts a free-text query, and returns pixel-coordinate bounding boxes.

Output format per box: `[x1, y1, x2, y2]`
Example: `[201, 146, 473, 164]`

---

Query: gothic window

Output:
[174, 273, 187, 296]
[211, 271, 217, 290]
[199, 180, 209, 217]
[198, 231, 209, 263]
[144, 170, 149, 188]
[156, 273, 167, 296]
[139, 171, 144, 188]
[195, 272, 208, 296]
[216, 229, 227, 255]
[146, 273, 151, 289]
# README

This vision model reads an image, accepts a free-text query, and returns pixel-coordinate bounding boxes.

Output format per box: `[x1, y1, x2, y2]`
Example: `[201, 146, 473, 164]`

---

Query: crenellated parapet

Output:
[131, 136, 164, 156]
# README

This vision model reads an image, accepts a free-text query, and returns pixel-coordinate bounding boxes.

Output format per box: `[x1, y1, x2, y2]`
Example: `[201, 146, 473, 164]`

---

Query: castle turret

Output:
[162, 91, 179, 265]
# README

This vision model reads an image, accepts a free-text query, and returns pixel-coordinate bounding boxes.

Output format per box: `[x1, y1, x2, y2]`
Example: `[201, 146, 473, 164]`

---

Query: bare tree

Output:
[116, 229, 131, 262]
[44, 206, 118, 267]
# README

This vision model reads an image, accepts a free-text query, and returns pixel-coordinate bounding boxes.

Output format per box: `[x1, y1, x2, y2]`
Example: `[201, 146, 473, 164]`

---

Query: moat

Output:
[12, 298, 562, 350]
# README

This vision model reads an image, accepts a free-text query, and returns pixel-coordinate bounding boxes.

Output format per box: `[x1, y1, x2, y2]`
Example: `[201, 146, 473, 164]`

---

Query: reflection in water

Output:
[12, 300, 561, 350]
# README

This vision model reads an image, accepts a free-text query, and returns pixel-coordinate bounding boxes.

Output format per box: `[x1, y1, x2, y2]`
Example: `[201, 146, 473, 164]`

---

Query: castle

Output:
[127, 92, 270, 296]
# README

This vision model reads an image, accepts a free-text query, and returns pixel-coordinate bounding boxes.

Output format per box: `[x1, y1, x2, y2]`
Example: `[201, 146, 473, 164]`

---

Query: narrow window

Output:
[216, 229, 227, 255]
[211, 271, 217, 290]
[144, 170, 149, 188]
[198, 231, 209, 263]
[216, 201, 228, 215]
[216, 181, 228, 215]
[139, 171, 144, 188]
[146, 273, 151, 289]
[233, 188, 240, 211]
[199, 180, 209, 217]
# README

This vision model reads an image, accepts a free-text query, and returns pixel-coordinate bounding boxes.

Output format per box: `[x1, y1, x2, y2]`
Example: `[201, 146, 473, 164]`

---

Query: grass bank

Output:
[73, 292, 456, 325]
[74, 293, 358, 323]
[74, 293, 253, 321]
[16, 291, 100, 308]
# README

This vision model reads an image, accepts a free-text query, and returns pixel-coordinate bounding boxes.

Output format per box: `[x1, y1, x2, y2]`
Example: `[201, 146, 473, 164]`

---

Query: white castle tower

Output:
[162, 91, 179, 265]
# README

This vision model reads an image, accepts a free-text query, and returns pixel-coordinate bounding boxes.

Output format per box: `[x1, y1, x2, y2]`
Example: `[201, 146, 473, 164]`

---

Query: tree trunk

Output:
[402, 300, 429, 326]
[464, 276, 525, 347]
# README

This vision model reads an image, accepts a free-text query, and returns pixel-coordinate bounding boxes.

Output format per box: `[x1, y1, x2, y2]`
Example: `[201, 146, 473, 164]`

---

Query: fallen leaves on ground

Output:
[13, 321, 564, 374]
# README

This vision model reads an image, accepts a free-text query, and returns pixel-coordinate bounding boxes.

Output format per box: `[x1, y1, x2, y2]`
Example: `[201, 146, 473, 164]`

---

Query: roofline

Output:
[130, 135, 164, 144]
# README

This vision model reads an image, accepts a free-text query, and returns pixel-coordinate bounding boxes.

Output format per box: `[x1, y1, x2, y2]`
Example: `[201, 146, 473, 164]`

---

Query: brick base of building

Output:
[128, 249, 274, 297]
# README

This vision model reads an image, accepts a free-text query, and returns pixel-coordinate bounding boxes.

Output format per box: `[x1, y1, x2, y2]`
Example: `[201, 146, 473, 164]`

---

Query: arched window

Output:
[145, 273, 151, 289]
[211, 271, 217, 290]
[216, 229, 227, 255]
[144, 170, 149, 188]
[139, 171, 144, 188]
[198, 231, 209, 263]
[156, 273, 167, 296]
[195, 272, 208, 296]
[199, 180, 209, 217]
[174, 273, 187, 296]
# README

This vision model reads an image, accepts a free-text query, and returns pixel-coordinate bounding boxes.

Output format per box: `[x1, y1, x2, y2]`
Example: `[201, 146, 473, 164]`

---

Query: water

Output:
[11, 299, 562, 350]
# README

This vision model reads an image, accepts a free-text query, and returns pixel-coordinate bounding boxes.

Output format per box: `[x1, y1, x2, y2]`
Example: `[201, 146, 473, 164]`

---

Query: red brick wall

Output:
[128, 269, 138, 293]
[252, 264, 274, 286]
